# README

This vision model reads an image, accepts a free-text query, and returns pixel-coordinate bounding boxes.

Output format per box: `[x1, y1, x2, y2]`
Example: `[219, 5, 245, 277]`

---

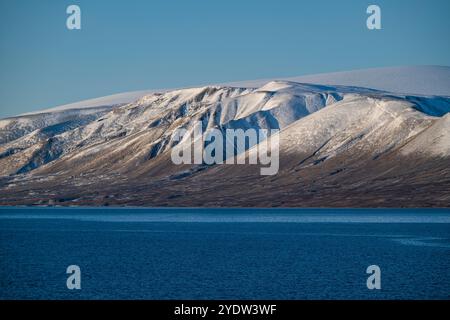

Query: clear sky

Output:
[0, 0, 449, 118]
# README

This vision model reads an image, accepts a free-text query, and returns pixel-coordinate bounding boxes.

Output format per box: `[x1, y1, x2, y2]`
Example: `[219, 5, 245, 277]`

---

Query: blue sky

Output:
[0, 0, 449, 117]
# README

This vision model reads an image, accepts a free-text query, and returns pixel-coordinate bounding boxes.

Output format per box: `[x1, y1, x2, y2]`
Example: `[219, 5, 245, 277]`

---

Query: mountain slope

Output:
[0, 83, 346, 177]
[0, 67, 449, 207]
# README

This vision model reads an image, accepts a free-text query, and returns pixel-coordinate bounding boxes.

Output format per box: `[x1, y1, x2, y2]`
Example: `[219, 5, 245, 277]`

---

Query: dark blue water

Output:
[1, 208, 449, 300]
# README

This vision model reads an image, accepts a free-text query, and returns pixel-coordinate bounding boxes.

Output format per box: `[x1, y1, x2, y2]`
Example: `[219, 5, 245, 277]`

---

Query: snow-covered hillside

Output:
[0, 83, 343, 176]
[0, 66, 449, 207]
[20, 90, 157, 116]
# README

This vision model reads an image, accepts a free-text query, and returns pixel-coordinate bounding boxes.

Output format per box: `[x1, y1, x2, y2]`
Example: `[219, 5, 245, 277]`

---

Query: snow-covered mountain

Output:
[0, 66, 449, 207]
[230, 66, 450, 96]
[13, 65, 450, 118]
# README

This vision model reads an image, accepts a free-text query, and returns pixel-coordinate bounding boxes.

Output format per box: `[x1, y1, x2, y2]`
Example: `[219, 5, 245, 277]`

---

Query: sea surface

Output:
[0, 207, 449, 300]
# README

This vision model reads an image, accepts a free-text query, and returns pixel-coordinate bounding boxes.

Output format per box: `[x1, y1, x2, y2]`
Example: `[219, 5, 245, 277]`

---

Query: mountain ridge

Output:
[8, 66, 450, 119]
